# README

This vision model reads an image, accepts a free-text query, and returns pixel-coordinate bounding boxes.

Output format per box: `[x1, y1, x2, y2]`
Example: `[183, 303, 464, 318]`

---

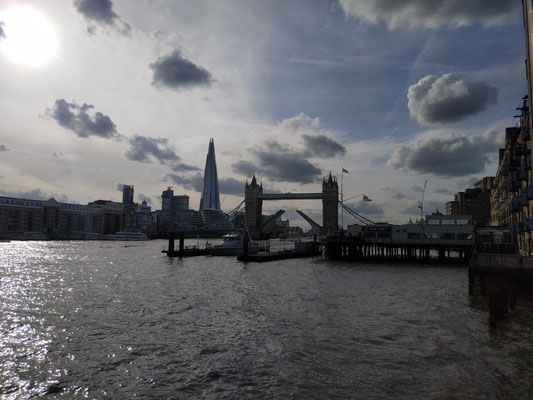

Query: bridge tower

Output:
[322, 173, 339, 233]
[245, 175, 263, 239]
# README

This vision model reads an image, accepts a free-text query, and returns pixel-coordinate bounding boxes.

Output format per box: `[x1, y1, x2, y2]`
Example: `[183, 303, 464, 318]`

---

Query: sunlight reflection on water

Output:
[1, 240, 533, 399]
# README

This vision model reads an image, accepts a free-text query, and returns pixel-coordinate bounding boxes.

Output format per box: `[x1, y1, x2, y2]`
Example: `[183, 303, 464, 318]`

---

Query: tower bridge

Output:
[244, 173, 339, 239]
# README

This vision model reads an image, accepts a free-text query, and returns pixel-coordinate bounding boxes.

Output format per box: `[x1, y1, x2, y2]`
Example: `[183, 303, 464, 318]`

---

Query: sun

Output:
[0, 5, 57, 67]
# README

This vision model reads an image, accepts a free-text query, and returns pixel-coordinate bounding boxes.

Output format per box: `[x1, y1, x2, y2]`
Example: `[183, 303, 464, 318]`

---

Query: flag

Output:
[342, 167, 348, 173]
[362, 194, 372, 202]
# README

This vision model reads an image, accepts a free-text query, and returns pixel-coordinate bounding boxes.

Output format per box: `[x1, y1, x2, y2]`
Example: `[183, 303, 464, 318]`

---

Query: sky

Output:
[0, 0, 527, 228]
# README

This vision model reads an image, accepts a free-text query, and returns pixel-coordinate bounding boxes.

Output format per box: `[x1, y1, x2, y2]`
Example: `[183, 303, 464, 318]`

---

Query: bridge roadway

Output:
[257, 193, 323, 200]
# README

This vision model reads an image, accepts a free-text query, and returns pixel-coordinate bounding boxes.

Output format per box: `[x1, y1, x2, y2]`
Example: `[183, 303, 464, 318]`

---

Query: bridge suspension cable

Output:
[338, 200, 375, 225]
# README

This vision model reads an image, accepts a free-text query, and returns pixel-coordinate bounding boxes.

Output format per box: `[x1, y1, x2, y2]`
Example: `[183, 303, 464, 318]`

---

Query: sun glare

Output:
[0, 6, 57, 67]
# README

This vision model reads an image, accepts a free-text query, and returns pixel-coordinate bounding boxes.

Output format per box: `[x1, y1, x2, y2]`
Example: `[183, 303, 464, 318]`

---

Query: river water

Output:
[1, 240, 533, 399]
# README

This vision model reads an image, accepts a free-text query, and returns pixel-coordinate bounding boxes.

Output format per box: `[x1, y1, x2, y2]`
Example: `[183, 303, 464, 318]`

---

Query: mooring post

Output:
[243, 230, 249, 258]
[168, 232, 175, 257]
[179, 232, 185, 257]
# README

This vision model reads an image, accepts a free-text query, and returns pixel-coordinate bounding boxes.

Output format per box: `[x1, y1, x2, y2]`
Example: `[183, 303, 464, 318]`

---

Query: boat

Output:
[207, 232, 264, 256]
[105, 231, 148, 241]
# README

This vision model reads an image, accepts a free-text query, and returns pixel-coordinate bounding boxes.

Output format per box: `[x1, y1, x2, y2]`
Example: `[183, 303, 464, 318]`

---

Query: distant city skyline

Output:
[0, 0, 526, 226]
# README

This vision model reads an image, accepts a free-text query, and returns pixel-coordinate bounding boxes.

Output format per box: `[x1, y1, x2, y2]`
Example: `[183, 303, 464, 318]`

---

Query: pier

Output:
[324, 235, 472, 263]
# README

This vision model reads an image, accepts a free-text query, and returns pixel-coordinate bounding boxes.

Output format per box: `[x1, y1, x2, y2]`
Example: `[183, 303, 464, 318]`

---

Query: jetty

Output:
[162, 232, 209, 257]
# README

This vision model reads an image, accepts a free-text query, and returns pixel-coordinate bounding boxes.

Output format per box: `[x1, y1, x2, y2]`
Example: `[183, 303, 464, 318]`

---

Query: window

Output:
[456, 219, 469, 225]
[442, 219, 455, 225]
[428, 219, 440, 225]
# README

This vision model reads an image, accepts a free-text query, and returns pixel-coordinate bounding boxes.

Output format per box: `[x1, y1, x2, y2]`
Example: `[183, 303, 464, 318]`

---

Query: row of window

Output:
[427, 219, 469, 225]
[364, 232, 472, 240]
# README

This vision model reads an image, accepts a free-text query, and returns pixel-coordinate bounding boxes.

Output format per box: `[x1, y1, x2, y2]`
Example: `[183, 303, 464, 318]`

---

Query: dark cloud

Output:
[0, 144, 9, 152]
[126, 135, 180, 165]
[73, 0, 131, 35]
[252, 151, 322, 184]
[0, 188, 73, 204]
[163, 173, 204, 192]
[170, 163, 201, 172]
[408, 74, 498, 125]
[219, 177, 244, 196]
[0, 21, 5, 41]
[339, 0, 518, 29]
[138, 193, 152, 204]
[150, 50, 213, 90]
[45, 99, 119, 139]
[302, 134, 346, 158]
[387, 129, 502, 177]
[232, 160, 257, 177]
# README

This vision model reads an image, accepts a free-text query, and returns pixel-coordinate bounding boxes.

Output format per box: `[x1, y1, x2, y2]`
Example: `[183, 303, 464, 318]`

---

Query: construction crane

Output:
[417, 180, 427, 221]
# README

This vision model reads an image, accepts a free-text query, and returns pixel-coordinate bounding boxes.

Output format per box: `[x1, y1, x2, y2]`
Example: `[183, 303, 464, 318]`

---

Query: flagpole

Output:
[341, 167, 344, 230]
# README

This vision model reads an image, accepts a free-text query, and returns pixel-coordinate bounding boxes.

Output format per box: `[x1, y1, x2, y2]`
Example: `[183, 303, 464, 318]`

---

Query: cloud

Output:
[338, 0, 519, 29]
[73, 0, 131, 35]
[150, 50, 213, 90]
[0, 21, 5, 41]
[434, 188, 454, 195]
[279, 112, 320, 131]
[232, 160, 257, 177]
[0, 188, 73, 203]
[162, 174, 243, 196]
[346, 201, 385, 219]
[382, 187, 406, 200]
[302, 134, 346, 158]
[387, 128, 502, 177]
[219, 177, 245, 196]
[163, 173, 204, 192]
[0, 144, 9, 152]
[126, 135, 181, 165]
[407, 74, 498, 125]
[138, 193, 152, 204]
[45, 99, 119, 139]
[170, 163, 201, 172]
[245, 151, 322, 184]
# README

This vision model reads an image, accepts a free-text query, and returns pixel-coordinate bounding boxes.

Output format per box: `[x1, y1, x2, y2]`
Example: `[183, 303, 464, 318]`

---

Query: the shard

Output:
[199, 138, 221, 210]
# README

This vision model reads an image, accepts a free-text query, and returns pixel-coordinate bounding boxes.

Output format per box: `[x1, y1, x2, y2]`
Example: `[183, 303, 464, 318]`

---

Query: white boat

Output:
[207, 232, 264, 256]
[105, 231, 148, 241]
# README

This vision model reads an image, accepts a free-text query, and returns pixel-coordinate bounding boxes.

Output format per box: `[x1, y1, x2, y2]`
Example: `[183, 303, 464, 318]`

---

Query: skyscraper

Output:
[122, 185, 134, 206]
[199, 138, 221, 210]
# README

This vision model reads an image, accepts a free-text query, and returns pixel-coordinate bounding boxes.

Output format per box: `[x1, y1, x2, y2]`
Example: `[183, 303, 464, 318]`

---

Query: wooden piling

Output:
[179, 232, 185, 257]
[167, 232, 175, 258]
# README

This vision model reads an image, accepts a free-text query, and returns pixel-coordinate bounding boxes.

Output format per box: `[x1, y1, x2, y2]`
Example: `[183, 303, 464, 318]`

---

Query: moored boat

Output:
[105, 231, 148, 241]
[207, 232, 265, 256]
